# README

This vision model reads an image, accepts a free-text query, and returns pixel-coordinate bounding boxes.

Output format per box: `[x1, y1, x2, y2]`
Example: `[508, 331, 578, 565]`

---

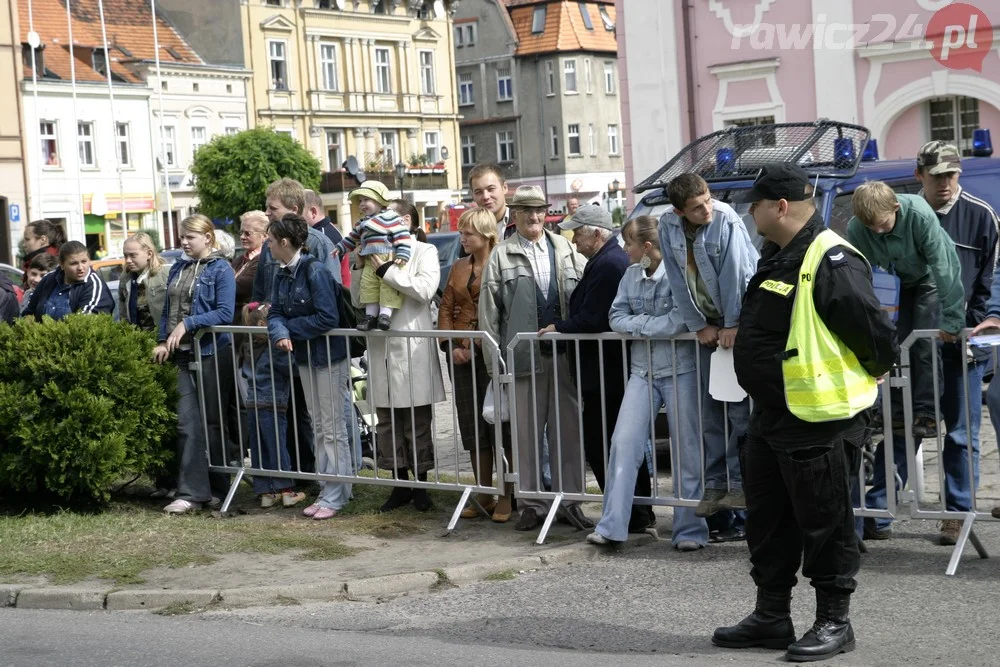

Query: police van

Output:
[627, 119, 999, 243]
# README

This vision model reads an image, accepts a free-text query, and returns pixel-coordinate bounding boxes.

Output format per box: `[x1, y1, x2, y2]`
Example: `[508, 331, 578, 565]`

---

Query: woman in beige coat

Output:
[351, 238, 445, 512]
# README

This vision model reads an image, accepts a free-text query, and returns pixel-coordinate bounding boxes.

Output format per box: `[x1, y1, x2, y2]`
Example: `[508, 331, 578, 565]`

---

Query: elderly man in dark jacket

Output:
[539, 206, 654, 531]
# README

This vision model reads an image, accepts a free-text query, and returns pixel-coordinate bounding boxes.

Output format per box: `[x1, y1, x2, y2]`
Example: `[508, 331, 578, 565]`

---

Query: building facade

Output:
[0, 0, 29, 264]
[617, 0, 1000, 209]
[242, 0, 463, 231]
[454, 0, 624, 211]
[133, 60, 252, 248]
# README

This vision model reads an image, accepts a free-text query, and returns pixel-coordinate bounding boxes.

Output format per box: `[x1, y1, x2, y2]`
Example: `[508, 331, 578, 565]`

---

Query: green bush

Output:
[0, 314, 177, 505]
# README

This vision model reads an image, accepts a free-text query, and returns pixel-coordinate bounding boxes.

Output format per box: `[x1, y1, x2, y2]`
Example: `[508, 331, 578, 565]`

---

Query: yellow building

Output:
[0, 0, 29, 264]
[242, 0, 462, 232]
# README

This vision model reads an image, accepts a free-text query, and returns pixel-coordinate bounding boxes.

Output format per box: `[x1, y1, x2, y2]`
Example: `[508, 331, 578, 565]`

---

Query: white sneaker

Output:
[164, 499, 201, 514]
[260, 493, 280, 508]
[586, 531, 611, 545]
[675, 540, 704, 552]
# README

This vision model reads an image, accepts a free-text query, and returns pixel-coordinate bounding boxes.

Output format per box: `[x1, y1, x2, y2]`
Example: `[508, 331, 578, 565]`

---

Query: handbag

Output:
[482, 379, 509, 425]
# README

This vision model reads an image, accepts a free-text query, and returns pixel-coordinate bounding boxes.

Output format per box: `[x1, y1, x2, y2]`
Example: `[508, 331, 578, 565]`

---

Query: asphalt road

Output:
[4, 518, 998, 667]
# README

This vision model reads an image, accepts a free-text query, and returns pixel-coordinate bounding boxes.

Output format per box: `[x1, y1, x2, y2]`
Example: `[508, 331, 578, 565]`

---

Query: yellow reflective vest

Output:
[782, 230, 878, 422]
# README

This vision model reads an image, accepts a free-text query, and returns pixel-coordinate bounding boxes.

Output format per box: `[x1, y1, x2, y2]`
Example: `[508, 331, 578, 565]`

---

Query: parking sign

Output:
[9, 204, 19, 223]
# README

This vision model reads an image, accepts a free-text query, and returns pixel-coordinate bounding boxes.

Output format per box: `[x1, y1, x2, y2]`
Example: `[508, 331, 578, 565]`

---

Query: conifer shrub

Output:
[0, 314, 176, 504]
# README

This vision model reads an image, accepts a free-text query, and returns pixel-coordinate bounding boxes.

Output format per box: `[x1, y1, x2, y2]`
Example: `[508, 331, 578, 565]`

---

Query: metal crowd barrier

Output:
[191, 326, 506, 532]
[888, 329, 992, 575]
[186, 325, 994, 575]
[504, 331, 743, 545]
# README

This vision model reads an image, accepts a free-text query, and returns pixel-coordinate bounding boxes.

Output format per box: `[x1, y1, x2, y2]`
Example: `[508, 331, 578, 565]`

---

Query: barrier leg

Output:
[220, 469, 245, 514]
[914, 448, 926, 504]
[945, 513, 989, 576]
[536, 493, 564, 545]
[446, 486, 474, 533]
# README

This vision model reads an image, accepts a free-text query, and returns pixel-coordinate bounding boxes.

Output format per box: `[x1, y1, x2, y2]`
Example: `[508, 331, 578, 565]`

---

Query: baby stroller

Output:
[351, 356, 377, 470]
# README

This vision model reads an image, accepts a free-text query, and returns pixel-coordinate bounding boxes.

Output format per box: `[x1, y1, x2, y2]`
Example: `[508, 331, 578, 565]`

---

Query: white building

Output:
[17, 0, 250, 256]
[131, 61, 252, 247]
[22, 78, 158, 257]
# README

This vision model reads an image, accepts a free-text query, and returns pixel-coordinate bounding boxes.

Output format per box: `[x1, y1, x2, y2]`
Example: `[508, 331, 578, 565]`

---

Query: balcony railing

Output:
[319, 170, 449, 194]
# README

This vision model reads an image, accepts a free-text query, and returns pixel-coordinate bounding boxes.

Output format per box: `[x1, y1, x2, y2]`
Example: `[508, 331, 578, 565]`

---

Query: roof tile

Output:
[18, 0, 202, 84]
[509, 0, 616, 57]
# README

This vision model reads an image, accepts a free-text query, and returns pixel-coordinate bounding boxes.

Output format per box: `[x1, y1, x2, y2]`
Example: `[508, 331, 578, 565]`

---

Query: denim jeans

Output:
[249, 408, 295, 495]
[698, 344, 748, 491]
[595, 371, 708, 545]
[986, 354, 1000, 458]
[174, 352, 231, 504]
[299, 359, 353, 510]
[865, 356, 984, 529]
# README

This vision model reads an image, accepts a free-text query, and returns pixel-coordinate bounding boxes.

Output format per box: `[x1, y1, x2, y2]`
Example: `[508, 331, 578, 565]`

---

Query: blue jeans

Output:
[300, 360, 354, 510]
[595, 371, 708, 545]
[249, 409, 295, 494]
[986, 354, 1000, 458]
[698, 344, 748, 491]
[865, 356, 984, 529]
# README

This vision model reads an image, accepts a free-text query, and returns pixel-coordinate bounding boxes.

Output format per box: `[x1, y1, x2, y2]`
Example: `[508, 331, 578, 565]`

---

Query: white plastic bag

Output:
[482, 380, 509, 424]
[709, 346, 747, 402]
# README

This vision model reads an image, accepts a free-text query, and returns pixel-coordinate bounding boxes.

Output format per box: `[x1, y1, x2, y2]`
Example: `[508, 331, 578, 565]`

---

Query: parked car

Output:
[0, 263, 24, 285]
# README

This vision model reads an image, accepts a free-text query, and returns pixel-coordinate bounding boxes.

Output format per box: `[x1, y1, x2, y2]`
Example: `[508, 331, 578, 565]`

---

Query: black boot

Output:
[712, 589, 796, 649]
[379, 469, 413, 513]
[412, 471, 434, 512]
[784, 591, 855, 662]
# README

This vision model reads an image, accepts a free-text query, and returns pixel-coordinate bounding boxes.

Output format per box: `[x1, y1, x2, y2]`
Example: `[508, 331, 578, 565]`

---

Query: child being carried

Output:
[334, 186, 412, 331]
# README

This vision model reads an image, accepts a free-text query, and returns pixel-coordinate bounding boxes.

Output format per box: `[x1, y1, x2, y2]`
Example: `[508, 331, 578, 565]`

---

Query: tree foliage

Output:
[190, 127, 322, 221]
[0, 315, 177, 505]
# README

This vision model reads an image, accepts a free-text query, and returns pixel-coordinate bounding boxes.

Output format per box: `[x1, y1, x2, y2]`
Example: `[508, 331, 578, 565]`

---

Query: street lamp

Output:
[395, 161, 406, 200]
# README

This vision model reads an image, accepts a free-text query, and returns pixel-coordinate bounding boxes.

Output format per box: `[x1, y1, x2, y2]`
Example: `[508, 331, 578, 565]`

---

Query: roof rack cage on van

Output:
[634, 119, 871, 193]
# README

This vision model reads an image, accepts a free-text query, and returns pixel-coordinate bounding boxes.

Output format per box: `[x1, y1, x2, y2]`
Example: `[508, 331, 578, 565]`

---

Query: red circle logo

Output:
[927, 2, 994, 72]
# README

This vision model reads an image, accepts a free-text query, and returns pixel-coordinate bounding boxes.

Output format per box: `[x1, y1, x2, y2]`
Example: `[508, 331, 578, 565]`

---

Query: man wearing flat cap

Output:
[713, 163, 897, 662]
[479, 185, 590, 532]
[537, 206, 654, 532]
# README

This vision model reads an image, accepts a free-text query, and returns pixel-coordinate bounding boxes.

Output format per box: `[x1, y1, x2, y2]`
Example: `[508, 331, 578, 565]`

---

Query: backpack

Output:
[300, 256, 367, 358]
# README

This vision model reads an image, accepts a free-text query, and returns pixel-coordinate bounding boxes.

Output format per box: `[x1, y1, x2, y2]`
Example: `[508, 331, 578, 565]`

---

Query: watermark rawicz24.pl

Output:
[731, 2, 993, 72]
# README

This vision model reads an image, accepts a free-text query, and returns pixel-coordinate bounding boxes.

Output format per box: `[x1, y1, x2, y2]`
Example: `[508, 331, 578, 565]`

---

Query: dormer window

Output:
[22, 44, 44, 77]
[92, 48, 107, 75]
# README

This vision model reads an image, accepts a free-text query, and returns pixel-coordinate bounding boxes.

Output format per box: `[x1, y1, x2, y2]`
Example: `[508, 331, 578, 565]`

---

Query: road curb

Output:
[4, 533, 657, 612]
[16, 587, 106, 611]
[106, 589, 220, 611]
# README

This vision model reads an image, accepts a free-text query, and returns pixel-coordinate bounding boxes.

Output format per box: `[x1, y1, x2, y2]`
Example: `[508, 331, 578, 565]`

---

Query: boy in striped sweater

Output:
[335, 184, 412, 331]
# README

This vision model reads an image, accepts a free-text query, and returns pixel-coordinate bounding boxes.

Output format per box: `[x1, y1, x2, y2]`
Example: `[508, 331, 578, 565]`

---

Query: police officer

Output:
[712, 163, 897, 662]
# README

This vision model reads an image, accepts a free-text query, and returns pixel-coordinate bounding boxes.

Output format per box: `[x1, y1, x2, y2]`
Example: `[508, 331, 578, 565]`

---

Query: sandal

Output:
[301, 503, 322, 518]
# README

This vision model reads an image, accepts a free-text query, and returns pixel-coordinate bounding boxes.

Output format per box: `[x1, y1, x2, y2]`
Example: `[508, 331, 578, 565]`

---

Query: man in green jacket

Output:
[847, 180, 963, 438]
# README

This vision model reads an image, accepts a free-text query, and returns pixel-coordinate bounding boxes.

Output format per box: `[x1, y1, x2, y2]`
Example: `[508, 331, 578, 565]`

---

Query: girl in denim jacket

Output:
[587, 215, 709, 551]
[239, 302, 305, 509]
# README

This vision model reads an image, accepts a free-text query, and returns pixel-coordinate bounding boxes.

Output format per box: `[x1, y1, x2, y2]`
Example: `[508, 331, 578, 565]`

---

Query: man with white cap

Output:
[541, 206, 655, 532]
[479, 185, 590, 531]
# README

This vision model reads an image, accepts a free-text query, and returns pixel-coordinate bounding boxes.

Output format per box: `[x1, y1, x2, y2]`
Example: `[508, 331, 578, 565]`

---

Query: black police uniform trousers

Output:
[741, 411, 861, 596]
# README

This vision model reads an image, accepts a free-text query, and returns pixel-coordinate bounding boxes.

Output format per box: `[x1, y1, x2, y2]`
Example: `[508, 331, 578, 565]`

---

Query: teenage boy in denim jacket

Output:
[658, 173, 759, 524]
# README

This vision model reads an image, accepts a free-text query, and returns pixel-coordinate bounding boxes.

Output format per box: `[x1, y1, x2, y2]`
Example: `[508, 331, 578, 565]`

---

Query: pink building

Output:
[616, 0, 1000, 207]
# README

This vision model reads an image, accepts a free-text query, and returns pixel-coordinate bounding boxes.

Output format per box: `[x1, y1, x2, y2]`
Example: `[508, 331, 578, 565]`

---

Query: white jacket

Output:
[350, 241, 446, 408]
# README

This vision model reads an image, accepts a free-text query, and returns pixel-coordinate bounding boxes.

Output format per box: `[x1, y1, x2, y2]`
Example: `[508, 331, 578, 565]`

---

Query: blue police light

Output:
[834, 137, 855, 169]
[972, 128, 993, 157]
[716, 147, 735, 175]
[861, 139, 879, 162]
